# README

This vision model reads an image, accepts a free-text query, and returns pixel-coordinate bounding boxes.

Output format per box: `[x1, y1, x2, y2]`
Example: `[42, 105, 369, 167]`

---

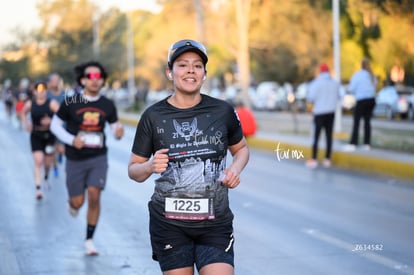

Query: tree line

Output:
[1, 0, 413, 94]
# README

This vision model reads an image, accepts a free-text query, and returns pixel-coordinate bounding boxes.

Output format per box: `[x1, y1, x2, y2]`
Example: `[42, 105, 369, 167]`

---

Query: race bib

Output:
[45, 145, 55, 154]
[79, 131, 104, 148]
[165, 196, 215, 220]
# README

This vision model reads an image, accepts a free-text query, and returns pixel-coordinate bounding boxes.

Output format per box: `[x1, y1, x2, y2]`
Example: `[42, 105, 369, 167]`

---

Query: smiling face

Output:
[168, 51, 206, 95]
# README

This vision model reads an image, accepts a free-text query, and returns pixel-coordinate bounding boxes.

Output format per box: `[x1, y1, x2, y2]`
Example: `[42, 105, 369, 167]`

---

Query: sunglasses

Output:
[168, 40, 208, 65]
[84, 72, 102, 80]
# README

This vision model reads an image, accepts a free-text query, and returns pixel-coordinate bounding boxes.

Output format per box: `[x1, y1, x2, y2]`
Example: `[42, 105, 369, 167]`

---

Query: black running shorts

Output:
[149, 210, 234, 272]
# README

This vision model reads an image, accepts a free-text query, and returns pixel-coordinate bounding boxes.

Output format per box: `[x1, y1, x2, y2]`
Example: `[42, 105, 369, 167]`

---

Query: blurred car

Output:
[146, 90, 172, 106]
[113, 88, 130, 103]
[407, 88, 414, 120]
[293, 82, 308, 112]
[340, 85, 356, 112]
[373, 85, 410, 120]
[208, 88, 226, 100]
[250, 81, 289, 111]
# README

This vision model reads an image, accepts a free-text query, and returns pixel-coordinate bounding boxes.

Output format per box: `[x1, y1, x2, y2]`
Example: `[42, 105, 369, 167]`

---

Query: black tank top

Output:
[31, 99, 53, 130]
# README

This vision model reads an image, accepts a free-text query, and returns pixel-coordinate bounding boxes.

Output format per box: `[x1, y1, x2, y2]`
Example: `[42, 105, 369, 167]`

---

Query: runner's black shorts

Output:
[30, 131, 56, 154]
[149, 208, 234, 272]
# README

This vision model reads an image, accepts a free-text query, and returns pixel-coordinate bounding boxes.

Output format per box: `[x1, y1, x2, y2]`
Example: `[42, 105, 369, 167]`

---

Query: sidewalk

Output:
[118, 111, 414, 181]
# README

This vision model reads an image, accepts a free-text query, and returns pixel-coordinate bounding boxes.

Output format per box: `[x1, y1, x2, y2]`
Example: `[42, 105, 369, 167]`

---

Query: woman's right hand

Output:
[151, 148, 169, 174]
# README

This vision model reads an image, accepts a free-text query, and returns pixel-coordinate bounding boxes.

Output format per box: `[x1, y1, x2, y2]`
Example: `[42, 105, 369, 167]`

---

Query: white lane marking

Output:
[302, 228, 414, 275]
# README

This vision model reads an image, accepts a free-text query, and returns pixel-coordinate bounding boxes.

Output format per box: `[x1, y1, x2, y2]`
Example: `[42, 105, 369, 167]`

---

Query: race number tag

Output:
[165, 197, 215, 220]
[45, 145, 55, 154]
[79, 131, 103, 148]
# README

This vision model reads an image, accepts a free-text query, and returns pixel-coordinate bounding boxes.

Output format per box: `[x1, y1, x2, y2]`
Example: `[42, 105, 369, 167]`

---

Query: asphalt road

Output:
[1, 105, 414, 275]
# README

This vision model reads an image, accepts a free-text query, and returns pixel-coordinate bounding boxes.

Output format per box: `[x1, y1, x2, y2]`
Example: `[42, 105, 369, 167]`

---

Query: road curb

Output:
[247, 136, 414, 181]
[120, 114, 414, 181]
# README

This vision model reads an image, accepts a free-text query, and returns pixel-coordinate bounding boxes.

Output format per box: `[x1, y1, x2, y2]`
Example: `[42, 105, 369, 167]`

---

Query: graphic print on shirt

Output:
[173, 118, 198, 141]
[83, 111, 100, 126]
[78, 108, 104, 148]
[157, 114, 228, 220]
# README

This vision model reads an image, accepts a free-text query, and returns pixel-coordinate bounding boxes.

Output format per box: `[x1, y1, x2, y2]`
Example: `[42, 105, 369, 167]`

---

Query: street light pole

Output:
[333, 0, 343, 134]
[93, 11, 100, 58]
[126, 13, 136, 102]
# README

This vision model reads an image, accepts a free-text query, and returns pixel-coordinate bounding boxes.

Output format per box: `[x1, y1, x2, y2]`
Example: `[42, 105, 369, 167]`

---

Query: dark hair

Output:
[74, 61, 108, 87]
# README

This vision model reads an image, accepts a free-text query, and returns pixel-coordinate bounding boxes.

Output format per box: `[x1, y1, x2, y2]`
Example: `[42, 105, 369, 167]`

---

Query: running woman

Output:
[128, 39, 250, 275]
[21, 81, 60, 199]
[51, 61, 124, 256]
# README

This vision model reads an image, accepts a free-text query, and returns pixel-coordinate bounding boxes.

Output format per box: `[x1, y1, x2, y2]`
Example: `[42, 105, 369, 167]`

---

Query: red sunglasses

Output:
[84, 72, 102, 80]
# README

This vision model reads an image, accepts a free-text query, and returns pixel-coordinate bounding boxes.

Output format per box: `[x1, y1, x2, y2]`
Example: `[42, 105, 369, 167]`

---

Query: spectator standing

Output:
[344, 58, 377, 151]
[306, 63, 341, 168]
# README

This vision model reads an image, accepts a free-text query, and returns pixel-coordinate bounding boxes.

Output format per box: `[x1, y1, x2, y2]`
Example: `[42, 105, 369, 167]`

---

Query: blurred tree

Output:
[0, 58, 31, 87]
[340, 0, 414, 86]
[2, 0, 414, 90]
[249, 0, 332, 83]
[137, 0, 200, 90]
[36, 0, 129, 85]
[36, 0, 97, 82]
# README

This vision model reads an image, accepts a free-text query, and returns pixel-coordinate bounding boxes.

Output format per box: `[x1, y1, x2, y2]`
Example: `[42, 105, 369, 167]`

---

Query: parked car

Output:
[407, 89, 414, 120]
[373, 85, 410, 120]
[340, 85, 356, 113]
[293, 82, 308, 112]
[250, 81, 289, 111]
[146, 90, 172, 106]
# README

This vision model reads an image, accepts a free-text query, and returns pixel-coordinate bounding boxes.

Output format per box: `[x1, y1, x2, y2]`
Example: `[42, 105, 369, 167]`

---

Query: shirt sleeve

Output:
[226, 104, 244, 146]
[50, 114, 75, 145]
[106, 100, 118, 124]
[131, 111, 154, 158]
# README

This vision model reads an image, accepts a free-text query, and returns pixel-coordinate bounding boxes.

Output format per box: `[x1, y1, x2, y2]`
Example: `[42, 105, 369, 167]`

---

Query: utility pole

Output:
[127, 13, 135, 102]
[93, 11, 100, 58]
[333, 0, 343, 134]
[236, 0, 252, 108]
[193, 0, 204, 43]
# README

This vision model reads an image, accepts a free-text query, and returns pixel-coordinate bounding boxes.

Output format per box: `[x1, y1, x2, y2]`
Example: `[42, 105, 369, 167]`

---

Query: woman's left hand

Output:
[220, 169, 240, 189]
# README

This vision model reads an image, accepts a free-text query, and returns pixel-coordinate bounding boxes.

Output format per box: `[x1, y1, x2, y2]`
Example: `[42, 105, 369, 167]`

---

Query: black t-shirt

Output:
[56, 94, 118, 160]
[131, 94, 243, 228]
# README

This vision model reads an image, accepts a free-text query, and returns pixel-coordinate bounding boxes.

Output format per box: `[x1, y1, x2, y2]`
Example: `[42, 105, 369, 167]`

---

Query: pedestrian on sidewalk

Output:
[21, 80, 60, 199]
[344, 57, 377, 151]
[51, 61, 124, 256]
[306, 63, 341, 168]
[128, 39, 250, 275]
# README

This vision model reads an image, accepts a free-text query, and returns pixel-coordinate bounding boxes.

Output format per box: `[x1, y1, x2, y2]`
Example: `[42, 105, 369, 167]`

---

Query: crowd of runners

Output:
[1, 63, 125, 256]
